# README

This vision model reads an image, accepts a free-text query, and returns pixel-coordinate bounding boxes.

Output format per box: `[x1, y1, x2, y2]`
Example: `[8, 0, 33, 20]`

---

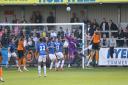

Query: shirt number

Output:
[40, 46, 45, 51]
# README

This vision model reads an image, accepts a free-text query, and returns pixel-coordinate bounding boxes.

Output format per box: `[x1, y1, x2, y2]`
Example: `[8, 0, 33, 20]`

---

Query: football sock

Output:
[0, 67, 3, 78]
[38, 65, 41, 76]
[50, 61, 53, 70]
[57, 60, 61, 68]
[61, 60, 65, 68]
[43, 66, 46, 76]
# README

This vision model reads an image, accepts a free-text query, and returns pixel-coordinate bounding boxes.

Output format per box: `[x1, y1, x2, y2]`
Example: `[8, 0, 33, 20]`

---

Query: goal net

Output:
[0, 23, 86, 69]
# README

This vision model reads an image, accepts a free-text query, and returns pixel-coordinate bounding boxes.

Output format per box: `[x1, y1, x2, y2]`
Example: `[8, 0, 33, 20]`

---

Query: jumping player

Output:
[8, 38, 18, 67]
[87, 28, 101, 66]
[66, 34, 77, 67]
[55, 38, 65, 70]
[37, 38, 47, 77]
[17, 37, 28, 72]
[48, 38, 57, 70]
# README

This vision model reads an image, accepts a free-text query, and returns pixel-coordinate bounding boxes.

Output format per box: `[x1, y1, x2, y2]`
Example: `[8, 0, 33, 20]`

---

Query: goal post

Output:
[0, 23, 85, 69]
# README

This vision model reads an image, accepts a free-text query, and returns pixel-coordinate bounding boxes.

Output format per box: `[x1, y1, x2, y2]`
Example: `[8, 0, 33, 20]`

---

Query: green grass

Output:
[1, 67, 128, 85]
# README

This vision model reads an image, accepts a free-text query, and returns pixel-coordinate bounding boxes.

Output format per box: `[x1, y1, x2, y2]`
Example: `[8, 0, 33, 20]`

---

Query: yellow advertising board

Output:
[0, 0, 38, 4]
[0, 0, 128, 4]
[96, 0, 128, 3]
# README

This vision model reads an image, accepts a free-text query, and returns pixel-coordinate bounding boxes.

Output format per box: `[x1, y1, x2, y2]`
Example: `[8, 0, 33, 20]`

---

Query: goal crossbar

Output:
[0, 23, 84, 26]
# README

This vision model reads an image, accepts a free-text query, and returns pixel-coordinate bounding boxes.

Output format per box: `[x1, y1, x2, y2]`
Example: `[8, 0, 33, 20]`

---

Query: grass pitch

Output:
[1, 67, 128, 85]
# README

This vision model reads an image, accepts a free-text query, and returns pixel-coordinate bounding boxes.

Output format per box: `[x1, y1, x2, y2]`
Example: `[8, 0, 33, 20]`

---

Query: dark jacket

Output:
[57, 31, 64, 39]
[110, 23, 118, 30]
[118, 30, 125, 38]
[35, 15, 42, 23]
[47, 16, 55, 23]
[100, 22, 109, 31]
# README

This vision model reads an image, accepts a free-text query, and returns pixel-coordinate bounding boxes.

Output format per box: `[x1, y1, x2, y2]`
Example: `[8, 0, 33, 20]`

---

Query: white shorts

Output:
[8, 52, 17, 58]
[38, 55, 46, 63]
[49, 54, 56, 61]
[56, 52, 64, 59]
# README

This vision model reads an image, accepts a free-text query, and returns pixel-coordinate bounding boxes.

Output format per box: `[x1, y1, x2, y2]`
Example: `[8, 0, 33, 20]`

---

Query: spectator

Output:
[14, 20, 20, 36]
[92, 19, 99, 28]
[74, 28, 82, 49]
[33, 34, 39, 51]
[30, 11, 36, 23]
[65, 28, 71, 36]
[117, 28, 125, 47]
[125, 25, 128, 39]
[100, 18, 109, 31]
[47, 12, 56, 31]
[100, 34, 109, 47]
[28, 37, 33, 50]
[125, 25, 128, 46]
[32, 29, 37, 37]
[12, 15, 17, 23]
[23, 28, 26, 37]
[28, 37, 33, 46]
[74, 28, 82, 39]
[10, 28, 15, 36]
[118, 28, 125, 38]
[70, 13, 79, 29]
[109, 20, 118, 30]
[50, 30, 57, 38]
[109, 34, 116, 58]
[47, 12, 55, 23]
[100, 18, 109, 38]
[74, 29, 78, 38]
[0, 28, 3, 41]
[80, 10, 87, 23]
[57, 27, 64, 39]
[21, 16, 27, 23]
[124, 25, 128, 46]
[35, 11, 43, 23]
[88, 24, 96, 37]
[70, 12, 79, 23]
[41, 28, 47, 38]
[109, 20, 118, 38]
[1, 28, 10, 47]
[24, 37, 28, 52]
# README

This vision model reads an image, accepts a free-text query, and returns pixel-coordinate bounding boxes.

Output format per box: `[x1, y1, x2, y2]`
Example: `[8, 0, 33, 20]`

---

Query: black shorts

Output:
[92, 43, 100, 50]
[18, 50, 24, 59]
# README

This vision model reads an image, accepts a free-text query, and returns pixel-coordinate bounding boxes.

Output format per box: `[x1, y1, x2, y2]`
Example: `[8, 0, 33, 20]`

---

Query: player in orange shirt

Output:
[87, 28, 101, 67]
[17, 37, 28, 72]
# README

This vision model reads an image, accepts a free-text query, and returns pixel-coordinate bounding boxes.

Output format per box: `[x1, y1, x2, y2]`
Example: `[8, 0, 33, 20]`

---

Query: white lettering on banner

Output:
[99, 48, 128, 66]
[107, 59, 128, 65]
